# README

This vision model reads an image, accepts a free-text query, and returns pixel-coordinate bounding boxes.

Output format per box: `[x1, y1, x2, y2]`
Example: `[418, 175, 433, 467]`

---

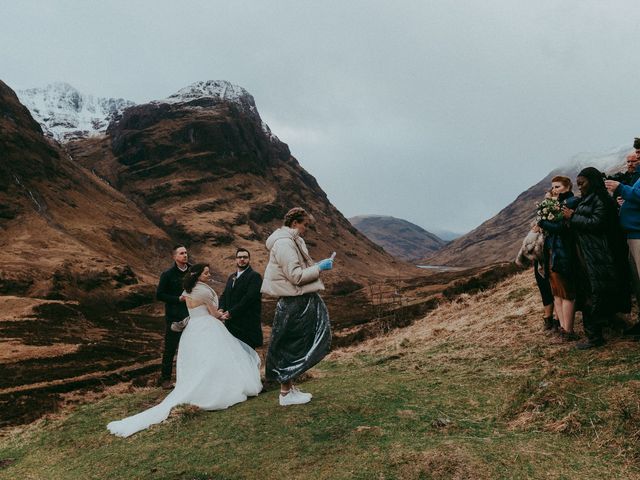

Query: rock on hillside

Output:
[349, 215, 447, 262]
[424, 147, 631, 267]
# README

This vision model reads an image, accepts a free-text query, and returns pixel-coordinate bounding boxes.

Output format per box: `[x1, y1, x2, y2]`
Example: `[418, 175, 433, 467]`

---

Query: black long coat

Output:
[219, 266, 263, 348]
[569, 192, 631, 315]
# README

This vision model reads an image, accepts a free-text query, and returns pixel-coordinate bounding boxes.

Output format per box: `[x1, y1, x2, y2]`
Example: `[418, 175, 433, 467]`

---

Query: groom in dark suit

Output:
[219, 248, 263, 348]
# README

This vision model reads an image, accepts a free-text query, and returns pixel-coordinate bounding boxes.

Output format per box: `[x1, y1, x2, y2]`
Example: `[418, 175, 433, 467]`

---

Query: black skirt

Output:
[265, 293, 331, 383]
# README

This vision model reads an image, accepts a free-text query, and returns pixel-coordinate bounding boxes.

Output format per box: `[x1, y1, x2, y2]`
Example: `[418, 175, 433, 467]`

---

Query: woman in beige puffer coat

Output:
[261, 207, 334, 406]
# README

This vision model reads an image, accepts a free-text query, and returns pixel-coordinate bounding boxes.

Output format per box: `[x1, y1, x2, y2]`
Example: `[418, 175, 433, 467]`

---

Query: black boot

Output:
[552, 318, 561, 332]
[578, 312, 605, 349]
[623, 322, 640, 339]
[543, 316, 554, 330]
[575, 337, 605, 350]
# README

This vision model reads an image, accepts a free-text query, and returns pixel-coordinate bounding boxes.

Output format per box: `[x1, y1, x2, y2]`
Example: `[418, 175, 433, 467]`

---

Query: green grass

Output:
[1, 332, 640, 480]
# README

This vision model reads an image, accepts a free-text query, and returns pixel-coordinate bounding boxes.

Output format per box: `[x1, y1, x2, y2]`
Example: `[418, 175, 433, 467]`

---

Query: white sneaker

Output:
[291, 385, 312, 400]
[279, 389, 312, 406]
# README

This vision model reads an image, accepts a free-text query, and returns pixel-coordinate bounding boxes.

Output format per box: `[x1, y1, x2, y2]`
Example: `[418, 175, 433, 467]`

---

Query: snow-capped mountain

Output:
[17, 82, 135, 143]
[161, 80, 256, 111]
[18, 80, 277, 143]
[157, 80, 277, 140]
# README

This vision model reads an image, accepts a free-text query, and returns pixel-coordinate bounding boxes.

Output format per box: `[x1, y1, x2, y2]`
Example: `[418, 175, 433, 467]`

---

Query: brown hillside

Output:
[0, 80, 171, 299]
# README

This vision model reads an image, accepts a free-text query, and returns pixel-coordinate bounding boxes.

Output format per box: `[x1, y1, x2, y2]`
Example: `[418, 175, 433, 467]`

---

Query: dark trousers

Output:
[582, 311, 606, 342]
[534, 261, 554, 307]
[161, 321, 182, 380]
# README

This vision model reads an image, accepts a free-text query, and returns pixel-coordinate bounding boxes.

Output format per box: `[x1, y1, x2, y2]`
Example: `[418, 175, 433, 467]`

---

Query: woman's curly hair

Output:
[284, 207, 314, 227]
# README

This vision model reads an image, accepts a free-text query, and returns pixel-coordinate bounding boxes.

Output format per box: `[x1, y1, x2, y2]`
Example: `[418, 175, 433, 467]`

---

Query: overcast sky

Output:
[2, 1, 640, 234]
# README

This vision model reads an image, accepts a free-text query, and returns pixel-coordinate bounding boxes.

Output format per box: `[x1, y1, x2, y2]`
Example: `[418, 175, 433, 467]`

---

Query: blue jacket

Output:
[615, 179, 640, 239]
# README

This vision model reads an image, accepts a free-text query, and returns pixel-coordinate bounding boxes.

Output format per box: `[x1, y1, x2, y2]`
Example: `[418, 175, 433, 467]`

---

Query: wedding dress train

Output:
[107, 283, 262, 437]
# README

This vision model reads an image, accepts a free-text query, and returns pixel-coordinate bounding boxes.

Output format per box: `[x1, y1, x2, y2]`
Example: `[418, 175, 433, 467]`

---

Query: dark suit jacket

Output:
[156, 263, 190, 322]
[219, 266, 263, 348]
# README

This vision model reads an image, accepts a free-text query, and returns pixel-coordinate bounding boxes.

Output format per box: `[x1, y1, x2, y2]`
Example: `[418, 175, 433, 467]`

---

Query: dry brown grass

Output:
[3, 268, 640, 479]
[0, 296, 73, 321]
[391, 445, 491, 480]
[330, 270, 546, 360]
[0, 341, 79, 363]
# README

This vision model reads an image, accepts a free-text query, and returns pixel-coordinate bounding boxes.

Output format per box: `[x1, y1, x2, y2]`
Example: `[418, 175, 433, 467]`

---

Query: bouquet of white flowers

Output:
[536, 198, 563, 223]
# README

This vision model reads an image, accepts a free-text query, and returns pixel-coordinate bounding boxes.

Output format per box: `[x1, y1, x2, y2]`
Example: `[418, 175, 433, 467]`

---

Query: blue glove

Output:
[317, 258, 333, 271]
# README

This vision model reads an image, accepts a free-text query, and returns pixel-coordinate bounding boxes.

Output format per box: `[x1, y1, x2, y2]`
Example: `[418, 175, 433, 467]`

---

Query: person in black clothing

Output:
[538, 176, 579, 341]
[219, 248, 263, 349]
[607, 153, 640, 188]
[562, 167, 631, 349]
[156, 245, 190, 388]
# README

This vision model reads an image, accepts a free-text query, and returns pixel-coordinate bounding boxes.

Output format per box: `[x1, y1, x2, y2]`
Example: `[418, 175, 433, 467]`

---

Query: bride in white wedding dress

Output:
[107, 263, 262, 437]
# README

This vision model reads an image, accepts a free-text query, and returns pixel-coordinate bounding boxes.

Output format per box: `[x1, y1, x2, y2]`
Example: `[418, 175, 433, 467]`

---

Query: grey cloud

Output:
[2, 0, 640, 232]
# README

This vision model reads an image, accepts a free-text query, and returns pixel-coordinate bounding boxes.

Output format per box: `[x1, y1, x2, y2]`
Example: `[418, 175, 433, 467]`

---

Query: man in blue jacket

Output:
[605, 143, 640, 337]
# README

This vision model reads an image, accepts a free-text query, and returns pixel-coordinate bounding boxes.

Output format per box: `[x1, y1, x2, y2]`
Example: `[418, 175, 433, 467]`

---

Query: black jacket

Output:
[569, 192, 630, 315]
[539, 192, 578, 278]
[156, 263, 190, 322]
[608, 170, 640, 187]
[219, 266, 263, 348]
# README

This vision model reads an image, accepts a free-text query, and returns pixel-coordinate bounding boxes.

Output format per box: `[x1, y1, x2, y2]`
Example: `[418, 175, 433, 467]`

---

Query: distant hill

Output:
[423, 148, 631, 267]
[349, 215, 447, 262]
[430, 229, 463, 241]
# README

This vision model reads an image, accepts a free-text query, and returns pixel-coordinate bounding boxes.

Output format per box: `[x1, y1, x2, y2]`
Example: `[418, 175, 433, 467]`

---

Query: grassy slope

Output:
[1, 272, 640, 479]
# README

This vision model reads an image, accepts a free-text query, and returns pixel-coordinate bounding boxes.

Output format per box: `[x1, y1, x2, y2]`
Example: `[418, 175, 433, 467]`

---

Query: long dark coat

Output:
[569, 192, 631, 315]
[219, 266, 263, 348]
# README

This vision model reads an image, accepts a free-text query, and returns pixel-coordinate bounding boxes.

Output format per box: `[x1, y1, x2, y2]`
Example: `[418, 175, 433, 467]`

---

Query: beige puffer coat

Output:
[261, 227, 324, 297]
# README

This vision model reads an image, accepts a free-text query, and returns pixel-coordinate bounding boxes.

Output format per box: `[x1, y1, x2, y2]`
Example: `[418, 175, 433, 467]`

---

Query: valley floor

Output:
[1, 271, 639, 479]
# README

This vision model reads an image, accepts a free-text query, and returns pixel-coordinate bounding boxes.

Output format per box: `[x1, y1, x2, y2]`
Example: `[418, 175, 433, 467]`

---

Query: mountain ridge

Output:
[424, 147, 631, 267]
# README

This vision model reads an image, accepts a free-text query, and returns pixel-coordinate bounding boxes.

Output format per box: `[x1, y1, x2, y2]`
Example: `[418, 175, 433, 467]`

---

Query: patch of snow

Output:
[19, 80, 279, 144]
[564, 145, 632, 174]
[17, 82, 135, 143]
[159, 80, 278, 141]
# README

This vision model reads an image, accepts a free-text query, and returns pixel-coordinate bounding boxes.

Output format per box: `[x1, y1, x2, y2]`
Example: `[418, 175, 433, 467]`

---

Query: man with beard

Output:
[219, 248, 264, 349]
[608, 153, 640, 187]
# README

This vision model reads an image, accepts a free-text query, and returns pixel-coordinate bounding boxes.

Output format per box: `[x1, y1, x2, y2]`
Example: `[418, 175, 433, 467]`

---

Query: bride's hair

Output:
[183, 263, 209, 293]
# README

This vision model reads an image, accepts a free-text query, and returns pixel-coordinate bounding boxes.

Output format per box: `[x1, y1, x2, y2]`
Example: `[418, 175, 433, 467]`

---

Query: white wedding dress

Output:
[107, 283, 262, 437]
